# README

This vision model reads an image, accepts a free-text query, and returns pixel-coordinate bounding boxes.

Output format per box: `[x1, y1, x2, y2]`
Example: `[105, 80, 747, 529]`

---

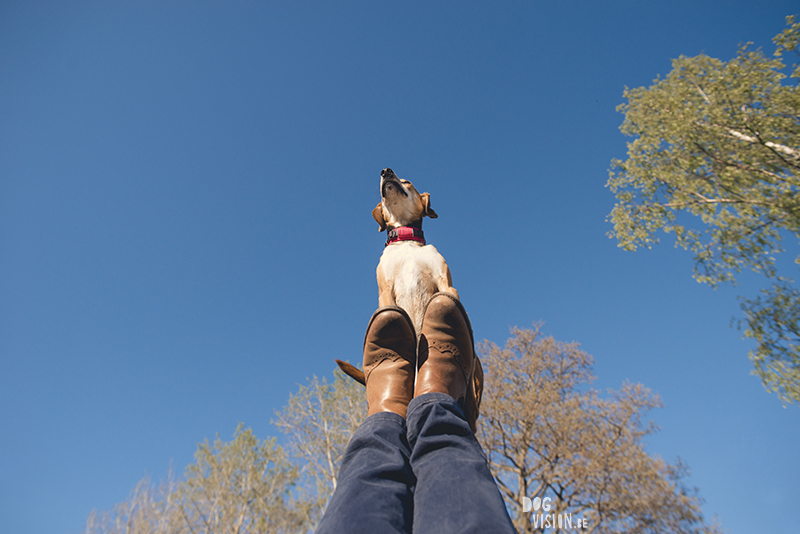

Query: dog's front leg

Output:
[377, 265, 396, 307]
[436, 263, 460, 300]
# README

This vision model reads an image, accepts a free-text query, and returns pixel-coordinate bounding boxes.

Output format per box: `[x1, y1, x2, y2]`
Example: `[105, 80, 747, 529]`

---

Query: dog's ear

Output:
[372, 202, 387, 231]
[421, 193, 438, 219]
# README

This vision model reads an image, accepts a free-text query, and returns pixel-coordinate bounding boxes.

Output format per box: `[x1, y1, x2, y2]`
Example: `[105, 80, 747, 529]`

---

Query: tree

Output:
[85, 425, 306, 534]
[178, 424, 306, 533]
[607, 15, 800, 404]
[87, 338, 720, 533]
[272, 369, 367, 528]
[84, 472, 183, 534]
[478, 326, 721, 534]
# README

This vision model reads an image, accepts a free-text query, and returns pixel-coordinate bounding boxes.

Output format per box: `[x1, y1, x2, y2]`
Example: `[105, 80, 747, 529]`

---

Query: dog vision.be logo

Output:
[521, 496, 589, 530]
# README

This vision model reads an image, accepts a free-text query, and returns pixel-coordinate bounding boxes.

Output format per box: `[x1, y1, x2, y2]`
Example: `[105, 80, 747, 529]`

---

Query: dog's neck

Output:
[385, 219, 425, 247]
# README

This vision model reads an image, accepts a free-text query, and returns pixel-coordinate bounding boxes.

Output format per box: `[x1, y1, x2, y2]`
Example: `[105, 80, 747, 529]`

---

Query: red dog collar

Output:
[386, 226, 426, 246]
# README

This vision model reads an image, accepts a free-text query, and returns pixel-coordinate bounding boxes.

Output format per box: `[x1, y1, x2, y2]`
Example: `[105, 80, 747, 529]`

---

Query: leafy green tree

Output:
[478, 326, 721, 534]
[607, 15, 800, 404]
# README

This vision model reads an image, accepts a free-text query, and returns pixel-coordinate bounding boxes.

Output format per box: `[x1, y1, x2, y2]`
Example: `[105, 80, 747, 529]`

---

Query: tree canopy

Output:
[85, 425, 306, 534]
[478, 326, 719, 534]
[607, 15, 800, 404]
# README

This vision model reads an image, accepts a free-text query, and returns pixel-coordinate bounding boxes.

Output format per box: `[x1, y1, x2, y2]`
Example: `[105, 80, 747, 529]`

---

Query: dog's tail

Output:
[335, 359, 366, 385]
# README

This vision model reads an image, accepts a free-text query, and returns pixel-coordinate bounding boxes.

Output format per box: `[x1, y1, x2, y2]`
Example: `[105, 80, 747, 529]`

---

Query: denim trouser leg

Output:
[316, 411, 414, 534]
[407, 392, 517, 534]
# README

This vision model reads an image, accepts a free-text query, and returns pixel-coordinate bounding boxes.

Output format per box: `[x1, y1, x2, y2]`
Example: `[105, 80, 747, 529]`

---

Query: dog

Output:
[371, 167, 459, 332]
[336, 169, 483, 429]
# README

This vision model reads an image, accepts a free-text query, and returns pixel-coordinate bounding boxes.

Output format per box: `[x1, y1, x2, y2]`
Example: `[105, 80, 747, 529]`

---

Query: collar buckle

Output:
[385, 226, 426, 246]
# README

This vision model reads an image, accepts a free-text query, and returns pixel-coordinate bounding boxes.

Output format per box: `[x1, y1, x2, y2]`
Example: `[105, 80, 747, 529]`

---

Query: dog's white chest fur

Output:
[378, 241, 448, 334]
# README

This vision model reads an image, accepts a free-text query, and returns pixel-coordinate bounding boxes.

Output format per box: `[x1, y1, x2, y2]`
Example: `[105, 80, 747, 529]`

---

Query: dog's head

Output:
[372, 168, 438, 232]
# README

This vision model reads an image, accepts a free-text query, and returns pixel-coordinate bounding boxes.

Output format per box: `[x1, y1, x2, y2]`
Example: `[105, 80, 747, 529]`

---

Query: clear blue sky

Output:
[2, 2, 798, 533]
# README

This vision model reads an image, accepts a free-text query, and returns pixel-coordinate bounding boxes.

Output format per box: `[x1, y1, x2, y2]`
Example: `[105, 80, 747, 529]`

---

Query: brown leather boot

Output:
[363, 306, 417, 418]
[414, 293, 483, 432]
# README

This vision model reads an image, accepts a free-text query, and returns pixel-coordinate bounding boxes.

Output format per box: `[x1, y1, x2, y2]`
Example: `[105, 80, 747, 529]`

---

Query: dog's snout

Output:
[381, 168, 395, 178]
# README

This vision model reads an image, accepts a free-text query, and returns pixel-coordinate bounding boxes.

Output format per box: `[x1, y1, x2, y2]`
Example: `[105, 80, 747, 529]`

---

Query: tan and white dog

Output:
[371, 168, 459, 334]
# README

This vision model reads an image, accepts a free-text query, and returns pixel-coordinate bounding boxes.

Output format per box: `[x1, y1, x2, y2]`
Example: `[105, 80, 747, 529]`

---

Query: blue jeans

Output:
[316, 392, 516, 534]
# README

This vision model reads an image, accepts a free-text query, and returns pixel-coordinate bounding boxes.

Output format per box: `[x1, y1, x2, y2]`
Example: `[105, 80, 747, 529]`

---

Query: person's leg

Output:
[316, 307, 417, 534]
[409, 294, 516, 534]
[316, 411, 414, 534]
